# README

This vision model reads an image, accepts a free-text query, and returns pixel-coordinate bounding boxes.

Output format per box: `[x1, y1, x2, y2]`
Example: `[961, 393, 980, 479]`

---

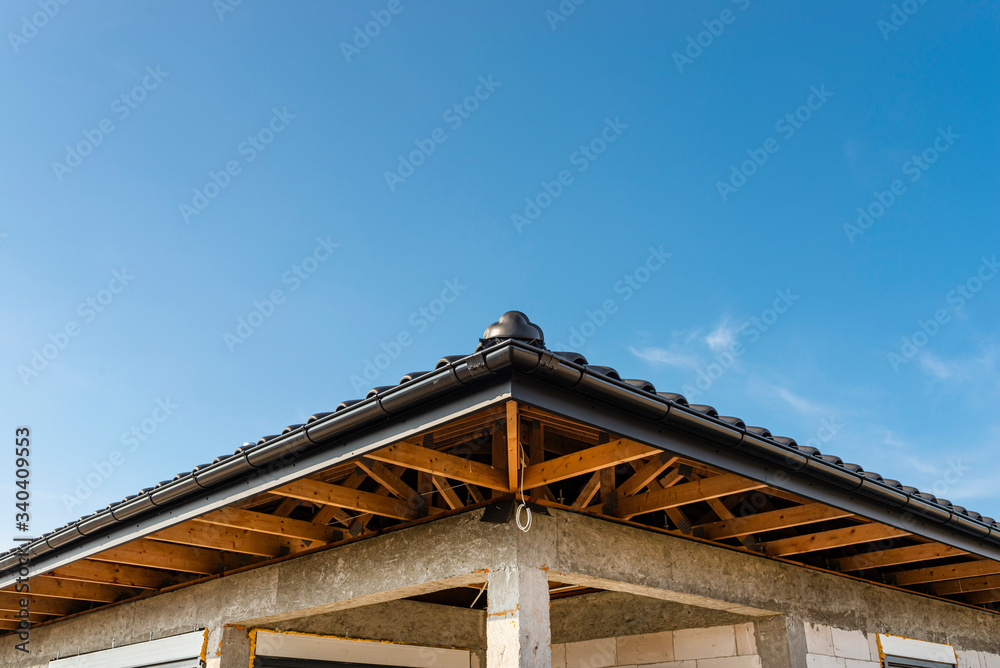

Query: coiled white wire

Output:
[516, 447, 532, 532]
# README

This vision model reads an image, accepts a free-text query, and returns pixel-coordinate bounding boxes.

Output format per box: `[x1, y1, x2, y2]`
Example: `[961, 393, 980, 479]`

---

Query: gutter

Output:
[3, 336, 997, 581]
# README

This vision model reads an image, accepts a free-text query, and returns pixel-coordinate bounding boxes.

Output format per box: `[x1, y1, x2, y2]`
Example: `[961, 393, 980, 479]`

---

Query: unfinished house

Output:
[2, 311, 999, 667]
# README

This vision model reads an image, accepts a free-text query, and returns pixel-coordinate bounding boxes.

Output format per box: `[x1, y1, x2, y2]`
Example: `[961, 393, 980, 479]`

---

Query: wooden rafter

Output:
[431, 475, 463, 510]
[196, 507, 341, 543]
[357, 459, 427, 514]
[351, 465, 414, 532]
[272, 478, 419, 521]
[272, 498, 300, 517]
[930, 573, 1000, 596]
[833, 542, 968, 572]
[42, 560, 183, 590]
[312, 470, 368, 532]
[571, 472, 601, 510]
[762, 522, 908, 558]
[148, 522, 309, 558]
[614, 473, 767, 520]
[617, 454, 679, 498]
[893, 559, 1000, 587]
[695, 502, 853, 541]
[521, 439, 658, 489]
[90, 539, 253, 575]
[964, 589, 1000, 605]
[367, 441, 508, 491]
[704, 497, 759, 551]
[3, 578, 130, 603]
[0, 593, 78, 616]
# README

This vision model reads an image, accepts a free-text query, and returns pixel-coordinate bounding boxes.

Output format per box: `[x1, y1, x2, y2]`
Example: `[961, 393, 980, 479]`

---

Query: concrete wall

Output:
[4, 509, 1000, 666]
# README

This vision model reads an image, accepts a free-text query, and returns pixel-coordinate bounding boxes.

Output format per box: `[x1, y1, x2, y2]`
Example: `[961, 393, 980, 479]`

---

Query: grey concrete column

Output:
[486, 564, 551, 668]
[753, 616, 806, 668]
[207, 625, 251, 668]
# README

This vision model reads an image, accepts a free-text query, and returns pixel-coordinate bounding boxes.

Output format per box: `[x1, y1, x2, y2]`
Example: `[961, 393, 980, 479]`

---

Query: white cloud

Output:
[917, 340, 1000, 384]
[918, 353, 956, 380]
[705, 319, 737, 352]
[629, 346, 700, 370]
[772, 386, 826, 416]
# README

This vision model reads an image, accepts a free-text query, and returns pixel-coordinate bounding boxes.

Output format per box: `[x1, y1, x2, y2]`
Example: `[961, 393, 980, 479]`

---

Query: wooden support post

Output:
[600, 467, 617, 515]
[506, 401, 520, 494]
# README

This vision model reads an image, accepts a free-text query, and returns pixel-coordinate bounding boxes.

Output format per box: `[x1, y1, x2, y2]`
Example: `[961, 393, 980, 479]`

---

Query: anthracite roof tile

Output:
[3, 311, 998, 574]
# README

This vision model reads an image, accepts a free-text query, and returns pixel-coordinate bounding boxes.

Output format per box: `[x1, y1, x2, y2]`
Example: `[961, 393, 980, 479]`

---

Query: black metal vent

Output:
[479, 310, 545, 349]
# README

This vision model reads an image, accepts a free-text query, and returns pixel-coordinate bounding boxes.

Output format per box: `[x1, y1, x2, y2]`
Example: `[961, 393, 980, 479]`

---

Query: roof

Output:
[3, 310, 1000, 624]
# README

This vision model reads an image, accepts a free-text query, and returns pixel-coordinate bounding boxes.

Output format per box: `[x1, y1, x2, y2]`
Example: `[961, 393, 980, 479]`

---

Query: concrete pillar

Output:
[753, 616, 807, 668]
[205, 625, 252, 668]
[486, 564, 551, 668]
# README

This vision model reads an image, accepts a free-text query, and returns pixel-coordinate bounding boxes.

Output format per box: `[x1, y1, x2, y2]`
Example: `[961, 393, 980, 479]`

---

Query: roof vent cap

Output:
[480, 311, 545, 348]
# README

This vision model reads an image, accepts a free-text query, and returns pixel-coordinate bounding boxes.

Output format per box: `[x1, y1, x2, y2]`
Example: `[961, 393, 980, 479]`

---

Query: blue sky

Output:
[2, 1, 999, 545]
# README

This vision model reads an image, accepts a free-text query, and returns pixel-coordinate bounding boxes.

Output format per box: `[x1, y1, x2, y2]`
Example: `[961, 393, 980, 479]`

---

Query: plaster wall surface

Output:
[4, 509, 1000, 666]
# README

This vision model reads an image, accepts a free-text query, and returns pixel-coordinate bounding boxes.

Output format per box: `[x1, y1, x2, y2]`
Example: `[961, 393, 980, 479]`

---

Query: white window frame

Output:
[251, 629, 473, 668]
[48, 630, 207, 668]
[878, 634, 957, 668]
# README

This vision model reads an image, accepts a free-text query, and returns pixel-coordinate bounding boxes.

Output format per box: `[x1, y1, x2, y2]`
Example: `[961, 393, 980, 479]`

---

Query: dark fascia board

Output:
[509, 371, 1000, 563]
[0, 376, 513, 589]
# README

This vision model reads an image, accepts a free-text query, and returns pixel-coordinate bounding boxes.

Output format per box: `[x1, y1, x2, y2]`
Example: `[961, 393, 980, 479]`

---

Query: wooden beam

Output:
[465, 483, 484, 504]
[704, 497, 759, 551]
[195, 507, 341, 544]
[930, 573, 1000, 596]
[432, 475, 464, 510]
[645, 467, 691, 532]
[894, 559, 1000, 587]
[528, 424, 555, 501]
[492, 424, 507, 499]
[963, 589, 1000, 605]
[614, 473, 767, 520]
[762, 523, 909, 558]
[0, 592, 78, 616]
[354, 465, 413, 532]
[522, 440, 659, 489]
[833, 543, 968, 572]
[600, 467, 617, 515]
[696, 502, 853, 541]
[4, 578, 130, 603]
[272, 498, 300, 517]
[41, 560, 184, 590]
[617, 454, 679, 498]
[367, 442, 508, 492]
[571, 472, 601, 510]
[90, 539, 253, 575]
[313, 470, 368, 532]
[506, 401, 520, 493]
[148, 522, 308, 558]
[0, 610, 57, 626]
[357, 459, 426, 515]
[272, 478, 419, 521]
